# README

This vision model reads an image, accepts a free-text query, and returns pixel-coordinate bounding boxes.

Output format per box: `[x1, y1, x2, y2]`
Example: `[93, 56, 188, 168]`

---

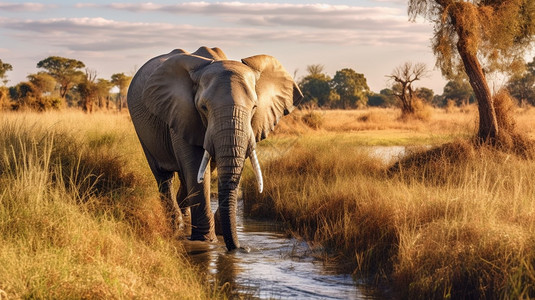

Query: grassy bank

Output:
[0, 111, 215, 299]
[243, 107, 535, 298]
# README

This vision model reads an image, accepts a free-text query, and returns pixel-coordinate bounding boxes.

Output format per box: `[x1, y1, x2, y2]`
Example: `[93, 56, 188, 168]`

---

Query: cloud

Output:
[75, 2, 415, 30]
[77, 2, 401, 16]
[0, 16, 430, 53]
[0, 2, 55, 12]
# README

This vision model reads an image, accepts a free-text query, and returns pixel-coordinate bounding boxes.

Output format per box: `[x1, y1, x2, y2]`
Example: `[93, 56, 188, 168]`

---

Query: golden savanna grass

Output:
[3, 107, 535, 298]
[242, 106, 535, 298]
[0, 111, 217, 299]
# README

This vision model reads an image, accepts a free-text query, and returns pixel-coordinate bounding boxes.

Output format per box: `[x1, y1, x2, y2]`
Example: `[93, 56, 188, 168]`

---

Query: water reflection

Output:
[184, 201, 373, 299]
[366, 145, 430, 163]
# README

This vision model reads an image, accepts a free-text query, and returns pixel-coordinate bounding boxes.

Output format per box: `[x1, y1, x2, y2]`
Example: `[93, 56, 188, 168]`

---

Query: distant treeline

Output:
[0, 56, 131, 112]
[1, 56, 535, 112]
[298, 58, 535, 110]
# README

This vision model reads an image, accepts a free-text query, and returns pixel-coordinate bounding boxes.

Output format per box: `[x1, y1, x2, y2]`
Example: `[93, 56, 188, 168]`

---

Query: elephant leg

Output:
[170, 137, 215, 242]
[157, 173, 184, 233]
[176, 174, 191, 236]
[176, 175, 190, 217]
[140, 141, 183, 233]
[186, 169, 216, 242]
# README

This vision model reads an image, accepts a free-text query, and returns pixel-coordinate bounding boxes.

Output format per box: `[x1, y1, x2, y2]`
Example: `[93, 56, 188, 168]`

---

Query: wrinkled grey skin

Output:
[127, 47, 302, 251]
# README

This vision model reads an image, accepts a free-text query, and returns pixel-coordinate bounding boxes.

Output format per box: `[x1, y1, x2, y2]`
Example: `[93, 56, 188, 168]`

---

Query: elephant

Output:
[127, 46, 303, 251]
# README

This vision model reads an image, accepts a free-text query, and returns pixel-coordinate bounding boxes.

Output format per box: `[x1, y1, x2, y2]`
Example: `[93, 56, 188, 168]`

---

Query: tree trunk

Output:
[457, 41, 499, 143]
[451, 7, 499, 144]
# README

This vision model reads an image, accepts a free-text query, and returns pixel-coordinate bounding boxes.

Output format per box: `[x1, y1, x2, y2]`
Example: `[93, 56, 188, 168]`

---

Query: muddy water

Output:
[183, 146, 416, 299]
[183, 200, 377, 299]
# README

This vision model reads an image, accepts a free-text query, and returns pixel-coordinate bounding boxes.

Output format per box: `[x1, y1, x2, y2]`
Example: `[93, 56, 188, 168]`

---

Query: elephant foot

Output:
[189, 231, 218, 243]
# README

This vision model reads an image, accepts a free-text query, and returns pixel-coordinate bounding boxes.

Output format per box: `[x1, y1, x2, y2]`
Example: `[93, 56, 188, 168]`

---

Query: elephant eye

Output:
[201, 105, 208, 112]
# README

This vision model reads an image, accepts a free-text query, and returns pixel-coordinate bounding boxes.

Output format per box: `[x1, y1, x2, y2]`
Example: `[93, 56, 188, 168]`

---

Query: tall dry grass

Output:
[0, 111, 216, 299]
[243, 108, 535, 298]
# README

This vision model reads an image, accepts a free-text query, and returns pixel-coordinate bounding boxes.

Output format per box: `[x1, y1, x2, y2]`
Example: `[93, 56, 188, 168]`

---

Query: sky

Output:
[0, 0, 447, 93]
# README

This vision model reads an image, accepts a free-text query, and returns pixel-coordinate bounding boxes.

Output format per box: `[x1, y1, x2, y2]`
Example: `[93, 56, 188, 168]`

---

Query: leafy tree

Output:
[331, 68, 369, 108]
[442, 79, 474, 106]
[0, 59, 13, 85]
[306, 64, 325, 77]
[409, 0, 535, 144]
[299, 64, 332, 107]
[416, 87, 434, 103]
[388, 62, 428, 116]
[368, 88, 397, 107]
[9, 80, 61, 111]
[27, 72, 57, 96]
[37, 56, 85, 100]
[507, 57, 535, 106]
[77, 69, 99, 113]
[0, 86, 11, 109]
[111, 73, 132, 111]
[95, 79, 113, 109]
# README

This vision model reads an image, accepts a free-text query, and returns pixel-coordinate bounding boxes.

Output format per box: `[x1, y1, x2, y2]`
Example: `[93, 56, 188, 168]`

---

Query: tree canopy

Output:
[409, 0, 535, 143]
[111, 73, 132, 111]
[442, 78, 474, 106]
[331, 68, 370, 108]
[299, 65, 332, 107]
[37, 56, 85, 99]
[0, 59, 13, 85]
[507, 57, 535, 106]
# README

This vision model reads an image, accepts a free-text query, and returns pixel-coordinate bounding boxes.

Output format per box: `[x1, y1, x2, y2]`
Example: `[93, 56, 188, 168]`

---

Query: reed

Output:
[242, 108, 535, 298]
[0, 111, 216, 299]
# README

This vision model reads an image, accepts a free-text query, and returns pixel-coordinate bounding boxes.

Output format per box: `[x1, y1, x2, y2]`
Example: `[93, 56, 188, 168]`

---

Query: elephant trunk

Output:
[210, 105, 252, 251]
[216, 154, 244, 250]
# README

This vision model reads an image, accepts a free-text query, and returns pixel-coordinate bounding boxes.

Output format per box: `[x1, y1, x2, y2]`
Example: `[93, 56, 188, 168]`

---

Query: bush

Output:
[301, 110, 324, 129]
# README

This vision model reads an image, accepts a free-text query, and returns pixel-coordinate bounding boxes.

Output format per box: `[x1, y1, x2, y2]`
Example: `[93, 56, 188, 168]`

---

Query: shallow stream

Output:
[183, 146, 414, 299]
[184, 201, 378, 299]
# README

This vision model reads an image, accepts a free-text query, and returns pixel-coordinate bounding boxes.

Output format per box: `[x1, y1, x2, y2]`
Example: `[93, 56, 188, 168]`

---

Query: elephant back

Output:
[127, 49, 187, 110]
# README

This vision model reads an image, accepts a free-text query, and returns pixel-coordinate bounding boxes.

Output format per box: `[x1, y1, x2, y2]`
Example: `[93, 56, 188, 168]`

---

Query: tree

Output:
[0, 59, 13, 85]
[37, 56, 85, 100]
[95, 79, 113, 109]
[416, 87, 434, 103]
[388, 62, 428, 115]
[27, 72, 57, 96]
[331, 68, 369, 108]
[111, 73, 132, 111]
[368, 88, 397, 107]
[299, 64, 333, 107]
[409, 0, 535, 144]
[77, 69, 99, 113]
[507, 57, 535, 106]
[442, 79, 474, 106]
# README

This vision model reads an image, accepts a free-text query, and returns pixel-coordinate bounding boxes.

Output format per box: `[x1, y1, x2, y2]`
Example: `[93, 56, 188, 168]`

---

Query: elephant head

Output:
[141, 48, 303, 250]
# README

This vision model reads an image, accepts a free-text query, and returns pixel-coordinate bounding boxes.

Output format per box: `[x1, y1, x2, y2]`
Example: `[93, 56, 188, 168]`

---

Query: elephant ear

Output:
[142, 54, 213, 146]
[242, 55, 303, 141]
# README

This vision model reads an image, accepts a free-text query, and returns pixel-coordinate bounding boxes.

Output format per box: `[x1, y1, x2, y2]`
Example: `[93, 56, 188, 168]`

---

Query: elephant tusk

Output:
[197, 150, 211, 183]
[250, 149, 263, 193]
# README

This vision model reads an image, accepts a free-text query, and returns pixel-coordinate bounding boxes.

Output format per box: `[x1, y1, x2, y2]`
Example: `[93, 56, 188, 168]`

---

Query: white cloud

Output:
[0, 2, 55, 12]
[78, 2, 401, 16]
[0, 16, 430, 53]
[75, 2, 414, 30]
